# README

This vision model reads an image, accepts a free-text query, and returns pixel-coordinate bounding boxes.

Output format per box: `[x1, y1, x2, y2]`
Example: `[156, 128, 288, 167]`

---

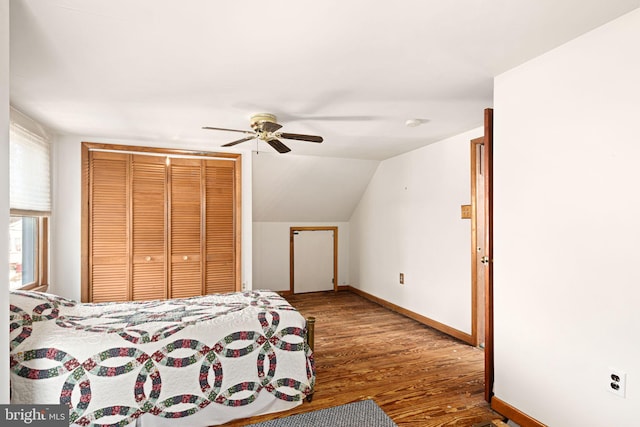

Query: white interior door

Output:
[293, 230, 334, 293]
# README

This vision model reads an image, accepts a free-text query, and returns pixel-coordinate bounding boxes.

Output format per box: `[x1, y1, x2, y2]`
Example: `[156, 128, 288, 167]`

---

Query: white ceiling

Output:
[9, 0, 640, 160]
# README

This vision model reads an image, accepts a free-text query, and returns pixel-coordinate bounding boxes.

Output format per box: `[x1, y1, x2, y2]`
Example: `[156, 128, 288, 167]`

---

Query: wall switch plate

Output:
[608, 368, 626, 398]
[460, 204, 472, 219]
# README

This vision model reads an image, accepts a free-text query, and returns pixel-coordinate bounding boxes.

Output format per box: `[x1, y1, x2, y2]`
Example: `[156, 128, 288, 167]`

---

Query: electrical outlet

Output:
[399, 273, 404, 284]
[608, 368, 626, 398]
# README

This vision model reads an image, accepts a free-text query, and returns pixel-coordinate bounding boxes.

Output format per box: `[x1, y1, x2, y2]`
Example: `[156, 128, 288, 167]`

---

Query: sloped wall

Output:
[252, 152, 379, 222]
[251, 153, 376, 292]
[493, 8, 640, 425]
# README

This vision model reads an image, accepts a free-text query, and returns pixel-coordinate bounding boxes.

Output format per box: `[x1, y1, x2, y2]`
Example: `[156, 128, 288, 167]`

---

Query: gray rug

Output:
[245, 399, 397, 427]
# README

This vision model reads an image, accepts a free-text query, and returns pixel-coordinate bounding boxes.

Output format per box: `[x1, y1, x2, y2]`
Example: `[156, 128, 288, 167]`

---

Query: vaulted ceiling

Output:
[9, 0, 640, 220]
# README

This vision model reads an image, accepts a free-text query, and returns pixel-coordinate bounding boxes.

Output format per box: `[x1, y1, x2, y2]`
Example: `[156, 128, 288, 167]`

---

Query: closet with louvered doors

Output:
[168, 157, 237, 298]
[82, 143, 241, 303]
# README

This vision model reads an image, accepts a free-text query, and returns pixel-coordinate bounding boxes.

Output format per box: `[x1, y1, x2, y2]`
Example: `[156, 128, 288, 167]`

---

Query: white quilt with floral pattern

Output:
[9, 290, 315, 427]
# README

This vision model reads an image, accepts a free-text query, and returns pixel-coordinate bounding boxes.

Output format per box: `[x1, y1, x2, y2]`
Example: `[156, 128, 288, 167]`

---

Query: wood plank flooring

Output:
[220, 290, 503, 426]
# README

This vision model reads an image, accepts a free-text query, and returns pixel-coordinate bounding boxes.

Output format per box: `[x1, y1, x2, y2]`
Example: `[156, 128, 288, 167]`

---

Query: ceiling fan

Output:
[202, 113, 323, 154]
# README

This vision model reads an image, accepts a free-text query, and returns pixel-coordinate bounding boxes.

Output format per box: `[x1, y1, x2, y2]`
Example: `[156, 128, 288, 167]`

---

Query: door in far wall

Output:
[291, 228, 336, 293]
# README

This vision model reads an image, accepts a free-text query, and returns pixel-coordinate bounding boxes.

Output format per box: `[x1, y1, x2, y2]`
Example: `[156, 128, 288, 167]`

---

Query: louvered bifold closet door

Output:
[205, 159, 236, 294]
[131, 154, 167, 301]
[169, 158, 203, 298]
[89, 151, 129, 302]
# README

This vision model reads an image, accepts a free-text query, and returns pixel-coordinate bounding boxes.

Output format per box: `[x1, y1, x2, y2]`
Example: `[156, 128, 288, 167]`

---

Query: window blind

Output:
[9, 109, 51, 213]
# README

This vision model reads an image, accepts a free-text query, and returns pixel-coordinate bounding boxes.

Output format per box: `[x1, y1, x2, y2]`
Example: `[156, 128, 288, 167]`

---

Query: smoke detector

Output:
[405, 118, 427, 127]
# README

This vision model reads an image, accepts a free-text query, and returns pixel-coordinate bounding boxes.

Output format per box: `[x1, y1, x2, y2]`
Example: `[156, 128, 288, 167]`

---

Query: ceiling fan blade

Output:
[266, 139, 291, 154]
[261, 121, 283, 133]
[202, 126, 255, 135]
[222, 136, 255, 147]
[279, 132, 323, 143]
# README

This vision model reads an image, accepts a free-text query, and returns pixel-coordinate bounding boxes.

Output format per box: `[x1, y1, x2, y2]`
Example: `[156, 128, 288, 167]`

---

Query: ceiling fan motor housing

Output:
[250, 113, 277, 130]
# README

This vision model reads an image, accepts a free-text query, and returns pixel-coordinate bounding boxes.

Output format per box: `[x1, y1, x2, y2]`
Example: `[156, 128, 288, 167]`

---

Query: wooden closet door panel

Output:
[131, 155, 167, 301]
[205, 160, 236, 294]
[169, 158, 203, 298]
[90, 151, 129, 302]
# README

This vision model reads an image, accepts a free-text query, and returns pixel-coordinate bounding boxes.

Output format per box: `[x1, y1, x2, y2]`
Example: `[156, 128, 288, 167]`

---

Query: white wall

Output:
[1, 0, 10, 404]
[253, 221, 350, 291]
[493, 8, 640, 426]
[51, 136, 253, 300]
[349, 127, 482, 335]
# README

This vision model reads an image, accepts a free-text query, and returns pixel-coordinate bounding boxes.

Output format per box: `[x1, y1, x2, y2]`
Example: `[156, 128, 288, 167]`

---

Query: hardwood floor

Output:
[221, 290, 504, 426]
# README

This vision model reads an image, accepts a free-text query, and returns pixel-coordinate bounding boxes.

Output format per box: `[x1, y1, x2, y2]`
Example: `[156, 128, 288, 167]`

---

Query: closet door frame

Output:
[81, 142, 242, 303]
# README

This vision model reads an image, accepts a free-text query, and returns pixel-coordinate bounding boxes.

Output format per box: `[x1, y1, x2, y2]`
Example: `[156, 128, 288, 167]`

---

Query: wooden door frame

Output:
[289, 226, 338, 294]
[483, 108, 494, 402]
[469, 109, 494, 403]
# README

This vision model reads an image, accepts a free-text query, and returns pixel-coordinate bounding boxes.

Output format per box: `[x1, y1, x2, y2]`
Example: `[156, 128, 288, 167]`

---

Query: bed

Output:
[9, 289, 316, 427]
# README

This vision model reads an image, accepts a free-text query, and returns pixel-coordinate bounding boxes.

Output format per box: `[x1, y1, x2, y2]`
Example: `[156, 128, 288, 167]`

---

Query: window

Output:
[9, 107, 50, 291]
